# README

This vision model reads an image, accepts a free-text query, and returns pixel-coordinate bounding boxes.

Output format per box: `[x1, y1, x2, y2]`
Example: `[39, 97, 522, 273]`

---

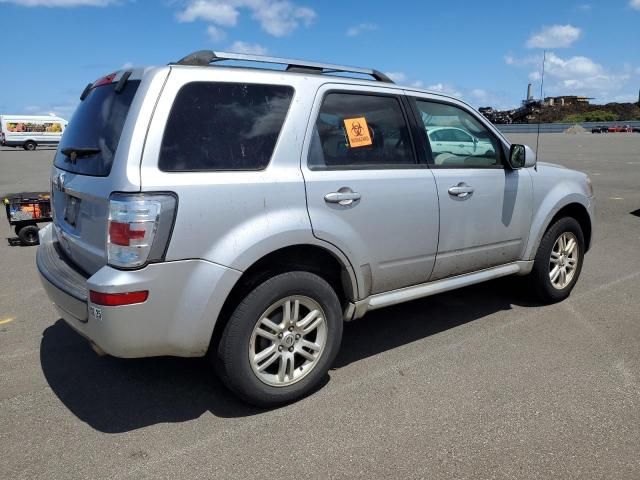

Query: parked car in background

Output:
[591, 126, 609, 133]
[426, 126, 496, 160]
[0, 115, 67, 150]
[37, 50, 595, 407]
[607, 125, 625, 133]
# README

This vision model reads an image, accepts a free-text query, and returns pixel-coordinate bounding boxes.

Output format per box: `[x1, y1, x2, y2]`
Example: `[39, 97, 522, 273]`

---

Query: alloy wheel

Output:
[249, 295, 327, 387]
[549, 232, 579, 290]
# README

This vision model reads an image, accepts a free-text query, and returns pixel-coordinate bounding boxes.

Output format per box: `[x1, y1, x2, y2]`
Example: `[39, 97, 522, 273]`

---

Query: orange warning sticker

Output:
[343, 117, 372, 148]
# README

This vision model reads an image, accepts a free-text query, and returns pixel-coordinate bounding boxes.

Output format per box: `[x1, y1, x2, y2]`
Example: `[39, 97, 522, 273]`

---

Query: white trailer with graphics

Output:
[0, 115, 67, 150]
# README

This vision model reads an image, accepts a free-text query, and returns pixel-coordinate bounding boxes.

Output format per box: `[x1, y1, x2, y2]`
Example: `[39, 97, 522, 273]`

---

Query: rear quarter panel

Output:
[48, 67, 171, 275]
[139, 67, 361, 295]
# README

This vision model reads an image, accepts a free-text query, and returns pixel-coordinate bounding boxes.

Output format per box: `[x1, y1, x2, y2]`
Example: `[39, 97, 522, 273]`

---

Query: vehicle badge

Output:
[54, 172, 66, 192]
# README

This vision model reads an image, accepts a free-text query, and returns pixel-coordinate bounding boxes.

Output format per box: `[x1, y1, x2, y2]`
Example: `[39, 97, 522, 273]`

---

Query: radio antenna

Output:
[535, 50, 547, 168]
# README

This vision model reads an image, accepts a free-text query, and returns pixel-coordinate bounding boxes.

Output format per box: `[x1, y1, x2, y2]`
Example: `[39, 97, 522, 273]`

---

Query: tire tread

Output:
[216, 271, 342, 407]
[529, 216, 584, 303]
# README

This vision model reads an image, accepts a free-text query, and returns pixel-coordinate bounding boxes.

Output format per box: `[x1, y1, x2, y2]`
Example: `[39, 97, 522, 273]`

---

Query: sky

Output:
[1, 0, 639, 121]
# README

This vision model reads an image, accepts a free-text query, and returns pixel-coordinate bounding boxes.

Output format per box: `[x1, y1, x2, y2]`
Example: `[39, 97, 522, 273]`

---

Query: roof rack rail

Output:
[171, 50, 394, 83]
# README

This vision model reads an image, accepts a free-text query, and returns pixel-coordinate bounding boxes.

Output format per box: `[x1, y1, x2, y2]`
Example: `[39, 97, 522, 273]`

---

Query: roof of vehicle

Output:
[172, 50, 395, 82]
[167, 50, 467, 106]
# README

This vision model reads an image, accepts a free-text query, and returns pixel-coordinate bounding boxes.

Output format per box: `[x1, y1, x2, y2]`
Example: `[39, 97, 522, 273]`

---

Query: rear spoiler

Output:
[80, 70, 133, 101]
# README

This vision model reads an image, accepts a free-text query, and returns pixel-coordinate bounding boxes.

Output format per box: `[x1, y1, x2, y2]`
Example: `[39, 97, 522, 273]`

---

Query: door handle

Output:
[324, 190, 361, 206]
[448, 183, 474, 198]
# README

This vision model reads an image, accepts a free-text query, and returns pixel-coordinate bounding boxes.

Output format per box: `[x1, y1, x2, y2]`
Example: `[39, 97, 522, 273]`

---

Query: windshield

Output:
[54, 80, 140, 176]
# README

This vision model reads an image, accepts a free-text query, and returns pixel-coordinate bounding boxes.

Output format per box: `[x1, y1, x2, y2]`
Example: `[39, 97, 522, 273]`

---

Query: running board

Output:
[345, 261, 533, 320]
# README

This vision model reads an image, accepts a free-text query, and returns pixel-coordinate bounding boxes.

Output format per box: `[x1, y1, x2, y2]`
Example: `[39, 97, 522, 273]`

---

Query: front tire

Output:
[216, 271, 343, 407]
[529, 217, 585, 303]
[23, 141, 37, 151]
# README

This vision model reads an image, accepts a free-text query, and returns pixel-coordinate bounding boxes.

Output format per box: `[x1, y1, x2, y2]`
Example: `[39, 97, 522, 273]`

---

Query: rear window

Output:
[54, 80, 140, 176]
[159, 82, 294, 172]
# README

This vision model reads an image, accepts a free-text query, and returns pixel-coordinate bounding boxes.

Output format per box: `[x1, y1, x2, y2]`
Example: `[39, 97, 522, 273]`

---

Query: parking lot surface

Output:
[1, 134, 639, 479]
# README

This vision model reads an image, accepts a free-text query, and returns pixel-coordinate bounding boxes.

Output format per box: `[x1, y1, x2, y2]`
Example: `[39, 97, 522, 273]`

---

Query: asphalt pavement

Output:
[1, 134, 639, 479]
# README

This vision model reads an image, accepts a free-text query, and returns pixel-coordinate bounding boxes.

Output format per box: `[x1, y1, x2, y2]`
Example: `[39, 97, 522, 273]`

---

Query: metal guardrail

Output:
[495, 121, 640, 134]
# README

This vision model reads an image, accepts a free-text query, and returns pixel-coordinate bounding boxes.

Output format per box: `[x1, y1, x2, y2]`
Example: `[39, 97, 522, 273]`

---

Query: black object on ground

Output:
[3, 191, 52, 246]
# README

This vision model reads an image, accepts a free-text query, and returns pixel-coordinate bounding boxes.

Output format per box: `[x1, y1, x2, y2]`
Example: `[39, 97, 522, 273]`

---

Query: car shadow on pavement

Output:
[39, 322, 265, 432]
[335, 277, 539, 368]
[6, 237, 32, 247]
[40, 277, 538, 433]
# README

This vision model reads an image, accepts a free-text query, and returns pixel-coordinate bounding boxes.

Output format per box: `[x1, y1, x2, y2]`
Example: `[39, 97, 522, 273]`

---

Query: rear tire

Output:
[18, 225, 40, 246]
[528, 217, 585, 303]
[216, 271, 343, 408]
[24, 141, 37, 151]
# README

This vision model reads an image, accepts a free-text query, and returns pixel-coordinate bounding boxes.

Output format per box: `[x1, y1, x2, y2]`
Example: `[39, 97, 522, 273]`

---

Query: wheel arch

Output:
[548, 203, 592, 251]
[208, 243, 358, 355]
[525, 195, 593, 260]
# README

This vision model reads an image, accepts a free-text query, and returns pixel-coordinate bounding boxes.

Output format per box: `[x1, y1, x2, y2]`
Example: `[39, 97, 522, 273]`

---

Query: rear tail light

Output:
[107, 193, 177, 269]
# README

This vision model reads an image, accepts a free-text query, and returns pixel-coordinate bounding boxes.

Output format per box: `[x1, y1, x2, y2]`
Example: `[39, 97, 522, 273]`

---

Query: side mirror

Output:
[508, 144, 536, 169]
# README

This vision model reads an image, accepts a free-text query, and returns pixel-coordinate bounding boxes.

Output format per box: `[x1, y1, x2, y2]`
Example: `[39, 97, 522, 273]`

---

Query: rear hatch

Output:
[51, 68, 164, 275]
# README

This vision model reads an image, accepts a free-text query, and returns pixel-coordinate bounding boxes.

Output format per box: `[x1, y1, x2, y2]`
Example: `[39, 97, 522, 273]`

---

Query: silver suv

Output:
[37, 51, 595, 406]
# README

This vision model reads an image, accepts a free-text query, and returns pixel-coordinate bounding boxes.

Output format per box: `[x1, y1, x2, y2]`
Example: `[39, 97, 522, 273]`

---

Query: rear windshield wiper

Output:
[61, 147, 101, 158]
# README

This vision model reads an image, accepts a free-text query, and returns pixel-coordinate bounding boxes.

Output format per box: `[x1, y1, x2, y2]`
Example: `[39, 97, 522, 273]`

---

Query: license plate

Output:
[64, 195, 80, 226]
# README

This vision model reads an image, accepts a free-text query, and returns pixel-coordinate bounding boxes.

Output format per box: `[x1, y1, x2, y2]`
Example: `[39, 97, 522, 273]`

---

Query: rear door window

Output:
[159, 82, 294, 171]
[54, 80, 140, 176]
[308, 92, 415, 170]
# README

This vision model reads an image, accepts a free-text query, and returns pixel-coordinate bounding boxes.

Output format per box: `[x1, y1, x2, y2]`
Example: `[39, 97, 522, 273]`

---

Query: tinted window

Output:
[308, 93, 415, 169]
[159, 82, 293, 171]
[54, 80, 140, 176]
[416, 100, 503, 168]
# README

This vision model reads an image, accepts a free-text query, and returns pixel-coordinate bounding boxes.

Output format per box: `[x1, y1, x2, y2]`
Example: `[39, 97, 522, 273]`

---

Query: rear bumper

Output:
[37, 224, 241, 358]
